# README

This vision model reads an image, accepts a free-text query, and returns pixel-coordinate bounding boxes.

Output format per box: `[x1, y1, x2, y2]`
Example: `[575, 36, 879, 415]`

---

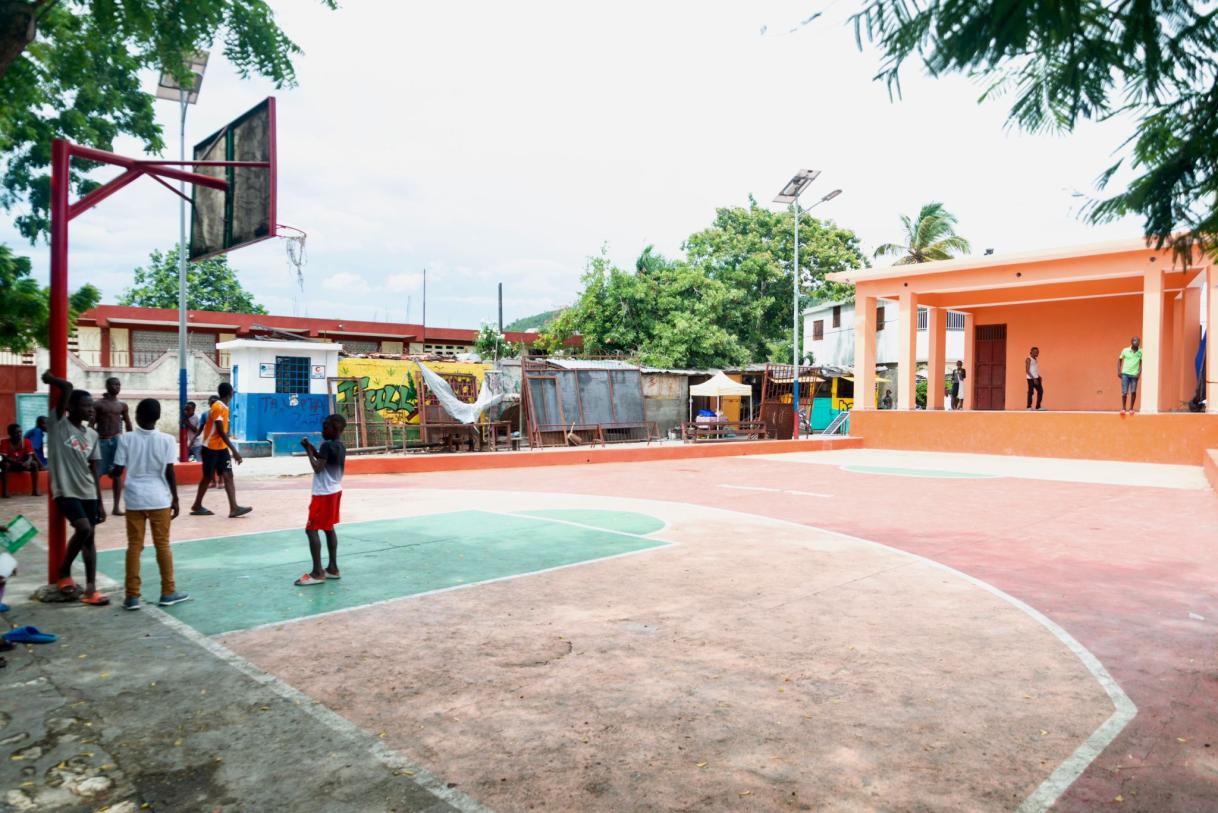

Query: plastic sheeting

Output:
[416, 361, 509, 424]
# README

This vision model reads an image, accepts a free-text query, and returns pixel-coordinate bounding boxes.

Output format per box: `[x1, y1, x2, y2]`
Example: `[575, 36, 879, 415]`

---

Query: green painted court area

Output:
[96, 509, 667, 636]
[840, 464, 996, 479]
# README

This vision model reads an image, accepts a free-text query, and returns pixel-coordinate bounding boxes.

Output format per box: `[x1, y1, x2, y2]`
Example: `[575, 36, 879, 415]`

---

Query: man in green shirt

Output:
[1118, 336, 1144, 414]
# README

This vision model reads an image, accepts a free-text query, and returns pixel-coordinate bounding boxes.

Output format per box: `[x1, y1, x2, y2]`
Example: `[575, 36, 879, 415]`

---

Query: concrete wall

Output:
[804, 302, 966, 368]
[231, 393, 332, 442]
[642, 373, 689, 438]
[29, 348, 229, 436]
[224, 342, 340, 396]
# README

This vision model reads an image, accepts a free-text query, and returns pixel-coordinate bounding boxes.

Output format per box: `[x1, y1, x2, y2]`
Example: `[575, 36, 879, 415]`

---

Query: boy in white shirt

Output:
[112, 399, 189, 610]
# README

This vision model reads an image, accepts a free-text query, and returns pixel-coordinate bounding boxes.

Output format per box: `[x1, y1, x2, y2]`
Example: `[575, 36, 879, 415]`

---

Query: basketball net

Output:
[278, 225, 307, 316]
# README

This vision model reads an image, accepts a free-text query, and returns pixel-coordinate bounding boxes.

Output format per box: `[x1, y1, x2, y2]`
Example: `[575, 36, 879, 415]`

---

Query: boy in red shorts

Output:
[295, 414, 347, 586]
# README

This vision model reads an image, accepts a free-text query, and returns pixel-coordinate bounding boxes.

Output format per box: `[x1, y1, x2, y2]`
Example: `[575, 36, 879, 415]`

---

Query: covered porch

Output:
[829, 239, 1215, 415]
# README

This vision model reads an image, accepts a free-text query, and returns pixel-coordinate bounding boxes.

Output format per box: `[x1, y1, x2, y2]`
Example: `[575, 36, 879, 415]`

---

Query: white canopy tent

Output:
[688, 371, 753, 422]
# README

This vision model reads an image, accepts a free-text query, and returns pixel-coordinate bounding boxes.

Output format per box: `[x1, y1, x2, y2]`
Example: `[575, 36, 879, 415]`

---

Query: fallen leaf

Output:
[1115, 794, 1124, 803]
[696, 762, 708, 768]
[1177, 738, 1188, 743]
[739, 790, 752, 797]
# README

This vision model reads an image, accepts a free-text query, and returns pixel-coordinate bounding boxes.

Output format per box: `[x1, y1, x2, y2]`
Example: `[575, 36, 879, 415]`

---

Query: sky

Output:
[3, 0, 1144, 329]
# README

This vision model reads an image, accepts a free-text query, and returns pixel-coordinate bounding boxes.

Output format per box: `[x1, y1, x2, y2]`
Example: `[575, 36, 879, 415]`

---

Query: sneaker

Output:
[158, 591, 191, 607]
[122, 596, 141, 611]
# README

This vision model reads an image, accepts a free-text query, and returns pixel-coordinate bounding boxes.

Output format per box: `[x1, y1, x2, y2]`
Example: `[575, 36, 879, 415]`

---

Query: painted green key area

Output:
[96, 510, 668, 636]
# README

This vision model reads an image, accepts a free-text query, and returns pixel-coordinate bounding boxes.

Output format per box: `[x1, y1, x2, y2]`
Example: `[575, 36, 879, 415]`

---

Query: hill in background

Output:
[505, 308, 563, 332]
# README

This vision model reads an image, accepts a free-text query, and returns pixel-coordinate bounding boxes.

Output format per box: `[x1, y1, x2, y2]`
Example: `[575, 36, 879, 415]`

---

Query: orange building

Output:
[827, 240, 1218, 465]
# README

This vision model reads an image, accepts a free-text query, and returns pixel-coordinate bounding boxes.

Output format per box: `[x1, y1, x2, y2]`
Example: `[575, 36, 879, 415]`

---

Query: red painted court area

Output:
[360, 452, 1218, 812]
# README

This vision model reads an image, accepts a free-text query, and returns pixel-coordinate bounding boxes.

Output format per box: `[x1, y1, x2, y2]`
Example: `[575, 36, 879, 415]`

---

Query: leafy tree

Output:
[541, 203, 867, 368]
[683, 199, 867, 363]
[473, 323, 519, 360]
[849, 1, 1218, 258]
[119, 245, 266, 314]
[873, 202, 970, 264]
[540, 249, 749, 369]
[0, 1, 334, 241]
[0, 243, 100, 352]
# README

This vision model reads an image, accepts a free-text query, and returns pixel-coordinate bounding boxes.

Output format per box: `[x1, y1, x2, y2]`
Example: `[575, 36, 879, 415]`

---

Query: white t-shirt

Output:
[1027, 356, 1040, 379]
[114, 428, 176, 510]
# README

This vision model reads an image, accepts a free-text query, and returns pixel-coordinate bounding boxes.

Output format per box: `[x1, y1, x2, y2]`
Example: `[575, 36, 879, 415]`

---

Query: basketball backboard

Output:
[189, 97, 277, 260]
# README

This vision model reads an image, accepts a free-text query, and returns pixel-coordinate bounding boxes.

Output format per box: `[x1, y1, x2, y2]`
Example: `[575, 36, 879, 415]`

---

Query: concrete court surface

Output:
[0, 448, 1213, 812]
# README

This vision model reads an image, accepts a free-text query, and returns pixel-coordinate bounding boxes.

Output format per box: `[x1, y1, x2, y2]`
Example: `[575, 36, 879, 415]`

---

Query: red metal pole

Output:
[47, 139, 70, 584]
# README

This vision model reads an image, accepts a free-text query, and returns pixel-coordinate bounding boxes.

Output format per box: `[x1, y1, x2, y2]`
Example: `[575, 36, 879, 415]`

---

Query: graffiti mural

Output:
[335, 358, 488, 424]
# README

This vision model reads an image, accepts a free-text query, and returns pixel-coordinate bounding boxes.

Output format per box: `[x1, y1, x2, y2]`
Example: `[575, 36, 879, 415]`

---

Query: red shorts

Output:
[306, 491, 342, 531]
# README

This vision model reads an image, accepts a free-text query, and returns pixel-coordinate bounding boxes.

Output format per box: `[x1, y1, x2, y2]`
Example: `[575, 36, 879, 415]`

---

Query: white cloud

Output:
[3, 0, 1144, 332]
[320, 272, 372, 293]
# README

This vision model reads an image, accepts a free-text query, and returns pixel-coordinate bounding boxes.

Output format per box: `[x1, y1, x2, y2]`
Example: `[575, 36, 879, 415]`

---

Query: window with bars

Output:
[915, 309, 967, 331]
[275, 356, 310, 394]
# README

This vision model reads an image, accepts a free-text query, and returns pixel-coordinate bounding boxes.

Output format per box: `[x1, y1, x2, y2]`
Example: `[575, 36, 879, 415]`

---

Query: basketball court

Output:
[5, 446, 1209, 812]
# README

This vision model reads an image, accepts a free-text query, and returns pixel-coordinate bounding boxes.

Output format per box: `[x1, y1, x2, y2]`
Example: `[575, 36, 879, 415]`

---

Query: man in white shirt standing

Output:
[1025, 346, 1044, 410]
[112, 399, 190, 611]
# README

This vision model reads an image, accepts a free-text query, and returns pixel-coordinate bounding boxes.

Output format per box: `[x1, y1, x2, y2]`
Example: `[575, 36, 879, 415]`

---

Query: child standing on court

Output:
[112, 399, 190, 610]
[295, 414, 347, 586]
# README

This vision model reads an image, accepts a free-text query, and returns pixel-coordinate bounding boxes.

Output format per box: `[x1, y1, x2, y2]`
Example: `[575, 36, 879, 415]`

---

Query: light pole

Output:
[157, 52, 208, 460]
[774, 171, 839, 437]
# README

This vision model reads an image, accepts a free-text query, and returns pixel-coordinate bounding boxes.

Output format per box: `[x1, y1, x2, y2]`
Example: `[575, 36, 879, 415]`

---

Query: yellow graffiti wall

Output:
[335, 358, 489, 425]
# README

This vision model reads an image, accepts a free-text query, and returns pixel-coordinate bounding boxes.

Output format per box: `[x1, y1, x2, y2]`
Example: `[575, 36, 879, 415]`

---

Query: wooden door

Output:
[974, 324, 1007, 410]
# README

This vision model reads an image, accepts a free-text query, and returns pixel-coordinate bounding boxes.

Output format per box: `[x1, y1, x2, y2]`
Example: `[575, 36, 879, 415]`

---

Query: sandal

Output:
[294, 573, 326, 586]
[3, 626, 57, 644]
[190, 507, 214, 516]
[80, 592, 110, 607]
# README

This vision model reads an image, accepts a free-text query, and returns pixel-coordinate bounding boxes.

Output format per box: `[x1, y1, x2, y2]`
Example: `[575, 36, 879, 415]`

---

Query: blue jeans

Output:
[1120, 373, 1139, 395]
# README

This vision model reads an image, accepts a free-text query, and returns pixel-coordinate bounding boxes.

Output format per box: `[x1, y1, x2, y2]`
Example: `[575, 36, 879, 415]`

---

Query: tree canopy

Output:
[850, 1, 1218, 258]
[505, 309, 562, 332]
[873, 202, 970, 264]
[0, 243, 100, 353]
[0, 0, 333, 242]
[539, 202, 867, 368]
[119, 245, 266, 314]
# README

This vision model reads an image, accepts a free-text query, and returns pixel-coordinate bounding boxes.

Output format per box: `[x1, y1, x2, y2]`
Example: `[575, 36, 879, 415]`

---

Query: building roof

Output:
[544, 358, 639, 371]
[826, 237, 1190, 285]
[78, 304, 577, 346]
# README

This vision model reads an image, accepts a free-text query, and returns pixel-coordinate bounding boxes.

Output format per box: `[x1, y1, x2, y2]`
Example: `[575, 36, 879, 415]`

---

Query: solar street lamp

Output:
[774, 171, 839, 437]
[157, 52, 209, 460]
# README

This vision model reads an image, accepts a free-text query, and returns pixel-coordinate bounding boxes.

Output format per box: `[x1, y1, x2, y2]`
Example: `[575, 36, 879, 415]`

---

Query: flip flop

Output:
[80, 592, 110, 607]
[294, 573, 326, 586]
[3, 626, 57, 644]
[325, 572, 341, 580]
[190, 507, 214, 516]
[229, 506, 253, 518]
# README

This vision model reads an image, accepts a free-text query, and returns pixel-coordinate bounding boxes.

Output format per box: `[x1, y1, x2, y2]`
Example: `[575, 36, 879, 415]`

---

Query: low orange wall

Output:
[345, 437, 861, 476]
[2, 463, 205, 498]
[851, 410, 1218, 465]
[1204, 450, 1218, 494]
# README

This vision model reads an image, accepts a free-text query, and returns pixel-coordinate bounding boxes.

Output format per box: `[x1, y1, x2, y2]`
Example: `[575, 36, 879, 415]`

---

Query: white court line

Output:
[73, 552, 493, 813]
[718, 484, 832, 498]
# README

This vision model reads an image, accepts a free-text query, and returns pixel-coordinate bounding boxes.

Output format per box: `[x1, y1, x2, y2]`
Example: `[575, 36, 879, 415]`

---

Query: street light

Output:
[774, 171, 842, 437]
[157, 52, 208, 460]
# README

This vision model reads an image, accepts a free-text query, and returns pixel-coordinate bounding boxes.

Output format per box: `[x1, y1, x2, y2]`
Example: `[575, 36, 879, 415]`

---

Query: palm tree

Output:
[874, 202, 971, 264]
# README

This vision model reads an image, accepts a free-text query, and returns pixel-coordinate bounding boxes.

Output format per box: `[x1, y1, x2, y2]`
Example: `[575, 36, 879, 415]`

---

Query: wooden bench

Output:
[681, 420, 771, 443]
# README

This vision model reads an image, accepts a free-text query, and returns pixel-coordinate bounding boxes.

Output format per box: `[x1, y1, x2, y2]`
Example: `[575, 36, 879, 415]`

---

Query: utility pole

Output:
[498, 282, 504, 333]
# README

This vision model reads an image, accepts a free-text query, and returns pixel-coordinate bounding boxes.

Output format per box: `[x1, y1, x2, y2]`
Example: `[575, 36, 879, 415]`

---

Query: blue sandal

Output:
[2, 626, 57, 644]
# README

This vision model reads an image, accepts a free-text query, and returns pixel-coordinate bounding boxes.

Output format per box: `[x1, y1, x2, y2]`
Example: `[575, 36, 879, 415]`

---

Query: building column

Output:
[99, 327, 110, 368]
[1208, 265, 1218, 413]
[897, 290, 918, 410]
[854, 295, 877, 409]
[962, 312, 975, 410]
[925, 306, 946, 409]
[1160, 291, 1177, 412]
[1171, 293, 1185, 409]
[1181, 286, 1202, 405]
[1140, 267, 1164, 413]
